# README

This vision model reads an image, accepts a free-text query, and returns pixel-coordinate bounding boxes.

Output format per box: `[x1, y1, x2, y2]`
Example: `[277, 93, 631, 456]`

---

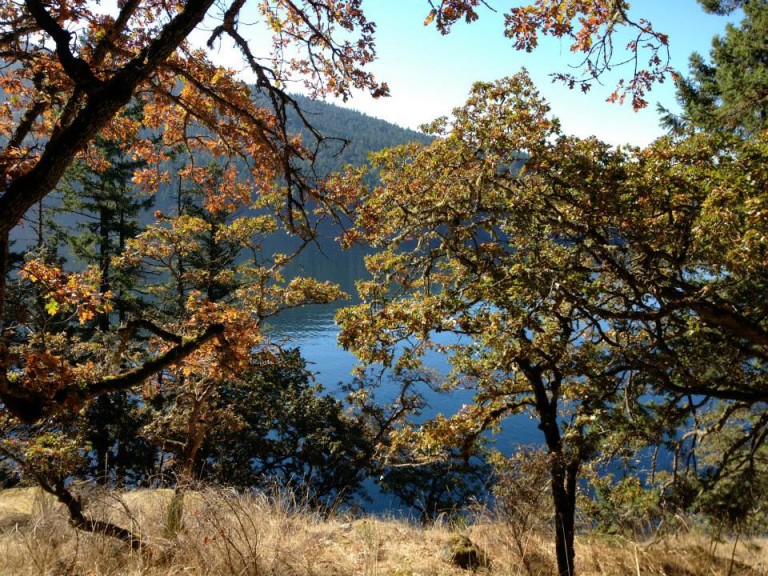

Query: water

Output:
[265, 239, 542, 452]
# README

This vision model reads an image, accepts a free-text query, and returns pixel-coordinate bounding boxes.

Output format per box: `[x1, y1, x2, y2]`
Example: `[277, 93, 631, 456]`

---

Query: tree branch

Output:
[0, 0, 216, 236]
[24, 0, 104, 94]
[1, 323, 224, 424]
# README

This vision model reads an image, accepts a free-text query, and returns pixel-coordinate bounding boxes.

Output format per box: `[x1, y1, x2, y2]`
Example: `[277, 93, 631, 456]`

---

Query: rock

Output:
[445, 534, 490, 571]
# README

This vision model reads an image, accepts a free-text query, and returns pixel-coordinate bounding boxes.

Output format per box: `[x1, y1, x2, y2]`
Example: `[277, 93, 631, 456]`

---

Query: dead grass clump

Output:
[575, 533, 768, 575]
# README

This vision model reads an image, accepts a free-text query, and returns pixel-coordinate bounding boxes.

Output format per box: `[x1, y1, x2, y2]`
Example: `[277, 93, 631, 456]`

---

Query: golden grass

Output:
[0, 486, 766, 575]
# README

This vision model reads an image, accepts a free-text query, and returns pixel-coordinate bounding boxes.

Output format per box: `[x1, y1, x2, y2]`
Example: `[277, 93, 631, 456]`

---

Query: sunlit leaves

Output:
[19, 260, 113, 325]
[337, 72, 626, 463]
[338, 70, 768, 555]
[423, 0, 672, 109]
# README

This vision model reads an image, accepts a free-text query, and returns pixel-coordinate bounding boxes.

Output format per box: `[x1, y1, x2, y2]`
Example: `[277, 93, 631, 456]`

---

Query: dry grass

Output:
[0, 486, 766, 576]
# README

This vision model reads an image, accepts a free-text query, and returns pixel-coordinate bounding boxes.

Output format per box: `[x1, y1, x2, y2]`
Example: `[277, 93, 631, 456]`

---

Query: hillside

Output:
[1, 487, 766, 576]
[285, 93, 433, 176]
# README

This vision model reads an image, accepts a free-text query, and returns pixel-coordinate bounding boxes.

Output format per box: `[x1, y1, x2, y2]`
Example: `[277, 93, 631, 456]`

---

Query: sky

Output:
[312, 1, 740, 147]
[193, 1, 740, 147]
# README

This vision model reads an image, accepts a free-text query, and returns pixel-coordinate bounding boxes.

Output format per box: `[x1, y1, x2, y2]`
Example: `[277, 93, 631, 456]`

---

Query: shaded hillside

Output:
[284, 94, 433, 177]
[10, 95, 431, 249]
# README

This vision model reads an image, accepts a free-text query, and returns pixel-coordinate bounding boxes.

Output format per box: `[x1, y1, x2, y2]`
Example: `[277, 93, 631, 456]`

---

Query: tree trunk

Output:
[521, 360, 580, 576]
[164, 390, 207, 538]
[35, 473, 143, 549]
[550, 460, 578, 576]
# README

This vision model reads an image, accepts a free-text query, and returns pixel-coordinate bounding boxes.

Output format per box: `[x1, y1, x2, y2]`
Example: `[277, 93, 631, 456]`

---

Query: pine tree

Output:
[56, 118, 152, 329]
[662, 0, 768, 134]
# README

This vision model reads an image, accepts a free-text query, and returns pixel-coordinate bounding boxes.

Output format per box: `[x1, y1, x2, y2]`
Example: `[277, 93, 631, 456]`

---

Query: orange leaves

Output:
[424, 1, 483, 35]
[0, 0, 383, 430]
[280, 277, 348, 308]
[173, 298, 262, 380]
[505, 0, 620, 52]
[498, 1, 672, 108]
[19, 260, 113, 325]
[15, 351, 75, 396]
[178, 164, 255, 215]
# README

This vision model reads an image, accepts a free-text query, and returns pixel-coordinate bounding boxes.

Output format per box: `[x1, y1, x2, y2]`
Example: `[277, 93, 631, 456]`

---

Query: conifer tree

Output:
[663, 0, 768, 134]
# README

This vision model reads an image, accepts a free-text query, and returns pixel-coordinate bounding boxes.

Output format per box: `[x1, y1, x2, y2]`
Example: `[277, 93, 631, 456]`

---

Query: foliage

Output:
[1, 346, 377, 509]
[335, 68, 768, 573]
[662, 0, 768, 135]
[0, 0, 689, 431]
[0, 0, 745, 560]
[691, 404, 768, 535]
[655, 0, 768, 534]
[335, 73, 633, 575]
[117, 164, 346, 487]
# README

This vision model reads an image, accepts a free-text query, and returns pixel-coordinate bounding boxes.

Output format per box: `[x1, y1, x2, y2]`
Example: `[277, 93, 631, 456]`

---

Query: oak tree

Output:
[0, 0, 386, 425]
[334, 74, 637, 575]
[334, 70, 768, 574]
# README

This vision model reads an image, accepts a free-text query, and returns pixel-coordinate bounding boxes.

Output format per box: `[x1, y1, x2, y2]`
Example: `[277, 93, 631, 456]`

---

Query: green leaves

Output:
[339, 68, 768, 564]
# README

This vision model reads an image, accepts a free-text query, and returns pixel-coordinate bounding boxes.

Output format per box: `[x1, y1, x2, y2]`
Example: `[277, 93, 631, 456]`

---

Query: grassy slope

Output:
[1, 487, 766, 575]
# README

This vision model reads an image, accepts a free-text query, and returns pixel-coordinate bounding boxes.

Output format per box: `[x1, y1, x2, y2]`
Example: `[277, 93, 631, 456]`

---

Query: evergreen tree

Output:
[56, 120, 152, 328]
[46, 113, 158, 485]
[662, 0, 768, 134]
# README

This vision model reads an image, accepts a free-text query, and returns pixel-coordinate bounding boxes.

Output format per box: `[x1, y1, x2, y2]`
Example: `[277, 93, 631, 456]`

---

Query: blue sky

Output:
[327, 1, 739, 146]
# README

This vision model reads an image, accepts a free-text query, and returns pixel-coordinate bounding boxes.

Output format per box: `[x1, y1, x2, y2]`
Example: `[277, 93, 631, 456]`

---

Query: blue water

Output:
[264, 241, 542, 454]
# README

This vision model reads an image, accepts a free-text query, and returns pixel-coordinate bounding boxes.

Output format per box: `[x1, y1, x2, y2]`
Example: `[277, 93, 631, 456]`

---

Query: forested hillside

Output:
[285, 94, 433, 175]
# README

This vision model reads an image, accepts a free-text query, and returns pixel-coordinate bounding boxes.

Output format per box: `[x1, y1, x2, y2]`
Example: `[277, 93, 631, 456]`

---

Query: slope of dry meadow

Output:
[0, 487, 766, 575]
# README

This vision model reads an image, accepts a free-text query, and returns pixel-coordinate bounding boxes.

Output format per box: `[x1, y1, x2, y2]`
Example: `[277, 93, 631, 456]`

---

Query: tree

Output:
[333, 74, 625, 575]
[662, 0, 768, 134]
[53, 110, 153, 329]
[0, 0, 678, 426]
[0, 0, 684, 547]
[333, 71, 768, 574]
[424, 0, 673, 109]
[0, 0, 387, 425]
